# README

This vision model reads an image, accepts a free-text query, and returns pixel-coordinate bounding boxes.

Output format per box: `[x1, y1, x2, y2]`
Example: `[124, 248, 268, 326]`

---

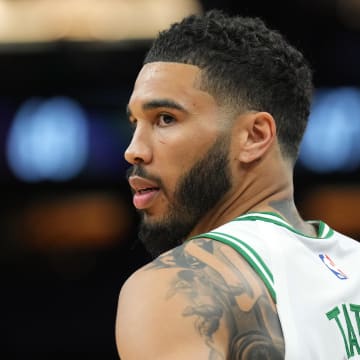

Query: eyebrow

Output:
[126, 98, 188, 118]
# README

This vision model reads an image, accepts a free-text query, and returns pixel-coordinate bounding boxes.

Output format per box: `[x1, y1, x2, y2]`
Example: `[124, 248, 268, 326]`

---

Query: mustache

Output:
[126, 165, 164, 188]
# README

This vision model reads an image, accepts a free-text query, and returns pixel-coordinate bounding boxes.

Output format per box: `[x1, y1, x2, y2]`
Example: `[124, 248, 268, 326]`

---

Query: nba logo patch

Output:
[319, 254, 348, 280]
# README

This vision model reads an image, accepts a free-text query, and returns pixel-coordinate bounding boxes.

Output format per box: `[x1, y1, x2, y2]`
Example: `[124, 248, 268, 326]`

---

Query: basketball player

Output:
[115, 9, 360, 359]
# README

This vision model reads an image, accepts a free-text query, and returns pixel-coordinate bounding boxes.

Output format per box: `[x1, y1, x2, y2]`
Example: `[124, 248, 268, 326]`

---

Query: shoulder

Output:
[116, 239, 218, 359]
[116, 238, 284, 359]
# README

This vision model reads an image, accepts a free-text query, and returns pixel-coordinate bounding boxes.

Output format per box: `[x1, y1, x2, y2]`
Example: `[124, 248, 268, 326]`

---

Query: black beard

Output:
[131, 135, 232, 258]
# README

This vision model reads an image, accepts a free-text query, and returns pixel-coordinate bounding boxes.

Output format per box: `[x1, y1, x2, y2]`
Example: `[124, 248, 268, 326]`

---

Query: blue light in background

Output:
[6, 96, 89, 182]
[299, 87, 360, 173]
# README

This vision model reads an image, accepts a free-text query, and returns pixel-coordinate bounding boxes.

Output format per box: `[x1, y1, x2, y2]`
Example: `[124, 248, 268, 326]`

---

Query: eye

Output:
[158, 113, 175, 126]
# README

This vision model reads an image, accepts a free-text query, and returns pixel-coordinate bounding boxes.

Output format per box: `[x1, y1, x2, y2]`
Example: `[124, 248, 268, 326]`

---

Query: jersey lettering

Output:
[326, 303, 360, 358]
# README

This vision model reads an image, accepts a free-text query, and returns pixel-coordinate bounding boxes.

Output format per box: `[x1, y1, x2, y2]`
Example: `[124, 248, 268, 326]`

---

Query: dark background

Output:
[1, 1, 360, 359]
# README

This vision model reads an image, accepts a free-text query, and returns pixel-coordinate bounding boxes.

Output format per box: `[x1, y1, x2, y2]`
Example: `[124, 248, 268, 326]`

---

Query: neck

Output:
[188, 159, 316, 238]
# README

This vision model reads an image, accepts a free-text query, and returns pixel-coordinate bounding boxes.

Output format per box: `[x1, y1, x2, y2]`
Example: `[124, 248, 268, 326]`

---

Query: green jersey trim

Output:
[190, 231, 276, 303]
[234, 212, 334, 239]
[188, 212, 334, 304]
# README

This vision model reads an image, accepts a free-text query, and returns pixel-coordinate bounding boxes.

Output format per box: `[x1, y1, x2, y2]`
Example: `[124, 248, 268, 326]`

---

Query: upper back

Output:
[116, 212, 360, 359]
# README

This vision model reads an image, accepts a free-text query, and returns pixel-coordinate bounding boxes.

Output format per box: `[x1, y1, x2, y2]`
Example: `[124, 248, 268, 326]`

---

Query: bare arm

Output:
[115, 238, 285, 359]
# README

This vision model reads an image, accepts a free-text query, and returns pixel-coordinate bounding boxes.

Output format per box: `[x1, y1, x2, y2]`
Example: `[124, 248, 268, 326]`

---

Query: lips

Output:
[128, 176, 161, 209]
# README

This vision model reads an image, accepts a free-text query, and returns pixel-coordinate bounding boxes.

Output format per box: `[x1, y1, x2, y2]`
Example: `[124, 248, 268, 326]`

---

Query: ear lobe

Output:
[237, 112, 276, 163]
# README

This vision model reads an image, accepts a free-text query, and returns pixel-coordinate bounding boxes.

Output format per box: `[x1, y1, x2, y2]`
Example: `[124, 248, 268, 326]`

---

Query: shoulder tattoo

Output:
[147, 238, 285, 359]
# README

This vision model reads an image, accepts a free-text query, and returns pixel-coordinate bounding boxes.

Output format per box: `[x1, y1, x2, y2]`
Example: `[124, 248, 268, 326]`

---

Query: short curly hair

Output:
[144, 9, 313, 162]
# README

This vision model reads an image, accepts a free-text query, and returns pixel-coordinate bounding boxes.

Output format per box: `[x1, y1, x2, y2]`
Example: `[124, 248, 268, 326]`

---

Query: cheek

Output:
[156, 150, 191, 195]
[155, 135, 193, 169]
[154, 129, 219, 187]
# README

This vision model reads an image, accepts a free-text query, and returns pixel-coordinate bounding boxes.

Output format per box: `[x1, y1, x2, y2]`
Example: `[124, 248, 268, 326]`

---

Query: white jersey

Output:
[196, 212, 360, 360]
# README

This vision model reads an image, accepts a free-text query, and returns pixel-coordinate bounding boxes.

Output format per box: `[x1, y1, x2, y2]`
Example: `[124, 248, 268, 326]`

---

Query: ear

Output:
[237, 112, 276, 163]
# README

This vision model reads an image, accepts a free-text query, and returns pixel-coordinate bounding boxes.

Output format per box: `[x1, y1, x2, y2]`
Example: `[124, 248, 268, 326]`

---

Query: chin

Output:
[140, 210, 167, 225]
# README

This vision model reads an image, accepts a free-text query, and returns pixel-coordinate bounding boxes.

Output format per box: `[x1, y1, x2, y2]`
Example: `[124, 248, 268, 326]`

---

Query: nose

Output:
[124, 125, 152, 165]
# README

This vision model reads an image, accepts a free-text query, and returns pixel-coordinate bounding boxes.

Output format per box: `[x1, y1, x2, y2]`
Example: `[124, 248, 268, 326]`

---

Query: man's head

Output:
[125, 10, 313, 256]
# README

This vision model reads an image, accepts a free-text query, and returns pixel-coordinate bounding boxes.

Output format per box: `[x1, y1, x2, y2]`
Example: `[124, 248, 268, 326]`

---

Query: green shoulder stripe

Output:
[234, 212, 334, 239]
[190, 231, 276, 303]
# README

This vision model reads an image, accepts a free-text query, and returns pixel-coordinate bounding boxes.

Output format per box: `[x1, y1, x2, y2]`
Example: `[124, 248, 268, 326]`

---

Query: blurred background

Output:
[1, 0, 359, 359]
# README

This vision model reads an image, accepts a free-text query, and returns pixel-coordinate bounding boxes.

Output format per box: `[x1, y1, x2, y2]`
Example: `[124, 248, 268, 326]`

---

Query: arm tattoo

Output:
[148, 239, 285, 359]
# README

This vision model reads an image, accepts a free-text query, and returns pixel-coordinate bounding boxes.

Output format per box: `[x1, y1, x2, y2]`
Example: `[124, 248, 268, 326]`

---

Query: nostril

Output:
[124, 136, 152, 164]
